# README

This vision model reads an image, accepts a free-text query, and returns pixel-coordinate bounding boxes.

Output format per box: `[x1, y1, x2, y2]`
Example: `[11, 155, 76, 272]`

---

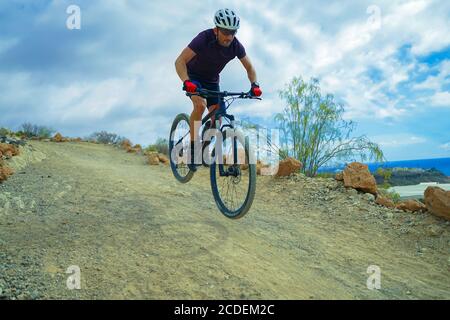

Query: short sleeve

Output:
[236, 39, 246, 59]
[187, 32, 205, 55]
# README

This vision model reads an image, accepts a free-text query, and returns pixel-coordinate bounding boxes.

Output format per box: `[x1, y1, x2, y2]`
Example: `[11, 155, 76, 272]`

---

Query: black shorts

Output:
[188, 75, 220, 107]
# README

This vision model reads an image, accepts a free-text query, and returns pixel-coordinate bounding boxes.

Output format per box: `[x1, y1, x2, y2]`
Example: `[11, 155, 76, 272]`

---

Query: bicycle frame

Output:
[179, 88, 261, 177]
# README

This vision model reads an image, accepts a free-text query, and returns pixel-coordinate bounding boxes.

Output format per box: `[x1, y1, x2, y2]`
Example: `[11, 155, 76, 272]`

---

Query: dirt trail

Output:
[0, 141, 449, 299]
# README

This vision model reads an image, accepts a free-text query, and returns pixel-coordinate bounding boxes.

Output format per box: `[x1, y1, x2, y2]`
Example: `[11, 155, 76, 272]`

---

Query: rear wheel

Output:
[210, 129, 256, 219]
[169, 113, 194, 183]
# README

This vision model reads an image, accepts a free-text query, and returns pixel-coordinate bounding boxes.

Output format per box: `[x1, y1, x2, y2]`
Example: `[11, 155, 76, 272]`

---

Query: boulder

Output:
[395, 199, 427, 213]
[0, 165, 14, 183]
[0, 143, 20, 157]
[424, 186, 450, 220]
[4, 150, 13, 159]
[276, 157, 302, 177]
[375, 195, 395, 208]
[343, 162, 378, 195]
[121, 139, 132, 151]
[257, 160, 270, 175]
[52, 133, 64, 142]
[147, 152, 160, 165]
[126, 144, 142, 154]
[335, 172, 344, 181]
[157, 153, 169, 165]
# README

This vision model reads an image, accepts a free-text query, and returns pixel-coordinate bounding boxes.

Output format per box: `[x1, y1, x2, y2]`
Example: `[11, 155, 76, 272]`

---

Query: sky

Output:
[0, 0, 449, 161]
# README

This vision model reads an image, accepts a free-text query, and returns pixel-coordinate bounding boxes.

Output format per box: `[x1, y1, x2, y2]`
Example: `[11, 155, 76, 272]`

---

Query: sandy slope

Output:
[0, 140, 448, 299]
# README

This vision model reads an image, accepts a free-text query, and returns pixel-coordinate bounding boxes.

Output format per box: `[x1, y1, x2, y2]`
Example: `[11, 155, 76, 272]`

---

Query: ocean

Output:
[318, 157, 450, 176]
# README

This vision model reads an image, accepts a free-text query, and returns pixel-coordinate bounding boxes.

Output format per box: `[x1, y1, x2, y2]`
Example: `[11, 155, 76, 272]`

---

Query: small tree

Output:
[0, 127, 12, 136]
[89, 131, 127, 145]
[20, 123, 55, 138]
[275, 77, 384, 177]
[146, 137, 169, 155]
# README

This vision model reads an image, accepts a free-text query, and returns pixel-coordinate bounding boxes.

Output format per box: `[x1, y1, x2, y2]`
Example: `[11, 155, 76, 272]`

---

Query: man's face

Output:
[214, 27, 236, 47]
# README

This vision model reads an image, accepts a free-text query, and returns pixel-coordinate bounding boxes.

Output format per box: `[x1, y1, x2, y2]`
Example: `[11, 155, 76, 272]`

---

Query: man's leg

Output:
[189, 96, 206, 171]
[207, 104, 225, 128]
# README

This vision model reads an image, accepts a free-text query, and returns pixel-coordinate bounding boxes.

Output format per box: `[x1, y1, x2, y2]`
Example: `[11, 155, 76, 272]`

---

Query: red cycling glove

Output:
[250, 82, 262, 97]
[183, 80, 198, 93]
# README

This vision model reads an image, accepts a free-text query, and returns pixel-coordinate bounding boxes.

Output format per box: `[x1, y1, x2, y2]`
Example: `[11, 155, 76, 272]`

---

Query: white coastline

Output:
[388, 183, 450, 197]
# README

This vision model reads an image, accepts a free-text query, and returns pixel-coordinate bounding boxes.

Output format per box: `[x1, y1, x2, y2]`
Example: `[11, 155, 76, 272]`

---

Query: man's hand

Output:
[183, 80, 198, 93]
[250, 82, 262, 97]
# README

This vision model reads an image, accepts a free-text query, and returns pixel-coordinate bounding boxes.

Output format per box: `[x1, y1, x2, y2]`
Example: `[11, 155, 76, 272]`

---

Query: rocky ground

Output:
[0, 140, 449, 299]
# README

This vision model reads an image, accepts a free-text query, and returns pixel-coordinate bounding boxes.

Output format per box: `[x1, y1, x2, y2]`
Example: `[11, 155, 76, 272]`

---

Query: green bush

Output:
[0, 127, 12, 136]
[88, 131, 127, 145]
[146, 137, 169, 155]
[20, 123, 55, 139]
[378, 188, 401, 203]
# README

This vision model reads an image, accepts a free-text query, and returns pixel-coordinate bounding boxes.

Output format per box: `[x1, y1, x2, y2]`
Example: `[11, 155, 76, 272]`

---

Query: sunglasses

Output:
[218, 27, 237, 36]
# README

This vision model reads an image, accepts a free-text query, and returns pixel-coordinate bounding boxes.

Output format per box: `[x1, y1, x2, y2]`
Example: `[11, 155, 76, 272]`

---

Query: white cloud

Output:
[373, 134, 427, 148]
[413, 59, 450, 91]
[1, 0, 450, 150]
[430, 91, 450, 107]
[439, 142, 450, 151]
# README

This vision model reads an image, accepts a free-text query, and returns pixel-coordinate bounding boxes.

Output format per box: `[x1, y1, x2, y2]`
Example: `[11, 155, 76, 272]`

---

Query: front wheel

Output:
[210, 129, 256, 219]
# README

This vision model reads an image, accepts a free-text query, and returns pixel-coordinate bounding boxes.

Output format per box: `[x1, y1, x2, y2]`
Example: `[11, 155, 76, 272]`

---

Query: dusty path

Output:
[0, 141, 449, 299]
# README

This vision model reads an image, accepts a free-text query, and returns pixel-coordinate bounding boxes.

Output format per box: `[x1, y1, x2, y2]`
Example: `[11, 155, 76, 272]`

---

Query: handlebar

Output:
[186, 88, 262, 100]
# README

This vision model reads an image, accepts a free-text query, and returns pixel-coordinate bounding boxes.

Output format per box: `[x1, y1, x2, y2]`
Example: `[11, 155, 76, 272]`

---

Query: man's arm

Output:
[239, 55, 257, 84]
[175, 47, 197, 82]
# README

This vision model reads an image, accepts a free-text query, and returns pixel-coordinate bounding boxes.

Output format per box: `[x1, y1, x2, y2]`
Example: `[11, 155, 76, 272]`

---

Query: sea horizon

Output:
[319, 156, 450, 176]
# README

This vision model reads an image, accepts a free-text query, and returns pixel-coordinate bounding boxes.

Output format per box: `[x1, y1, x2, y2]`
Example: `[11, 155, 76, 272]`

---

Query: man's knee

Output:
[192, 99, 206, 114]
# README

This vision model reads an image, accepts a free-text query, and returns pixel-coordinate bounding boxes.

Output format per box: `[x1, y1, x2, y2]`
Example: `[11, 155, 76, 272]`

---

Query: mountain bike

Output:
[169, 88, 261, 219]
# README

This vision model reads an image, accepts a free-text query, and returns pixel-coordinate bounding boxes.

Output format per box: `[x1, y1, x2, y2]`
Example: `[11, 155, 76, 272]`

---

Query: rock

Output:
[121, 139, 132, 151]
[132, 144, 142, 153]
[375, 195, 396, 208]
[424, 186, 450, 221]
[276, 157, 302, 177]
[395, 199, 427, 213]
[335, 172, 344, 181]
[0, 165, 14, 182]
[256, 160, 270, 176]
[147, 152, 160, 165]
[0, 143, 20, 157]
[0, 136, 26, 146]
[157, 153, 169, 165]
[343, 162, 378, 195]
[52, 133, 64, 142]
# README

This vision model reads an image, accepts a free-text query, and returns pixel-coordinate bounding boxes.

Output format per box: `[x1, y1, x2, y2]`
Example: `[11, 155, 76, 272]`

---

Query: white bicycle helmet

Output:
[214, 8, 240, 30]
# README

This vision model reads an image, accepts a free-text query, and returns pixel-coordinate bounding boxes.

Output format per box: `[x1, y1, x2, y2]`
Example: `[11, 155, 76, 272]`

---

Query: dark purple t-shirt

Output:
[187, 29, 246, 83]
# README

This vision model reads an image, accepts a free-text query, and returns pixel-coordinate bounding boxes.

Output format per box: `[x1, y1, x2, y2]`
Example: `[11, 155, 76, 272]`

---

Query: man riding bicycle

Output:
[175, 8, 262, 172]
